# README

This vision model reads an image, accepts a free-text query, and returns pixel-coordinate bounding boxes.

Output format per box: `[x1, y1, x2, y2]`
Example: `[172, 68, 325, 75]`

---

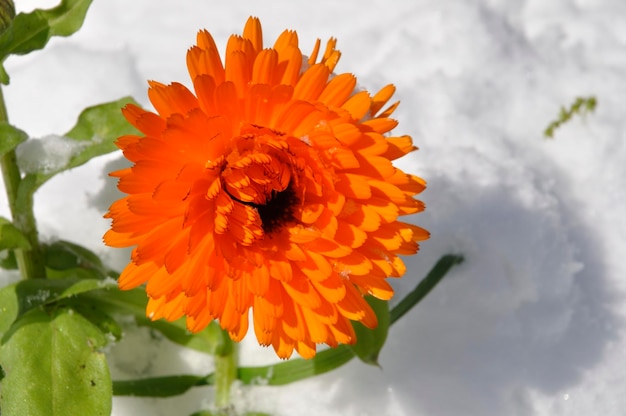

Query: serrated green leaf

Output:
[0, 277, 116, 340]
[0, 216, 31, 250]
[349, 296, 390, 366]
[0, 0, 92, 61]
[113, 374, 214, 397]
[0, 307, 111, 415]
[0, 121, 27, 156]
[27, 96, 140, 188]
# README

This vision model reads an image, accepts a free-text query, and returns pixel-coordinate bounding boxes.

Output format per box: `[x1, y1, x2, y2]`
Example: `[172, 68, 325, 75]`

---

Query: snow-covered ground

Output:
[2, 0, 626, 415]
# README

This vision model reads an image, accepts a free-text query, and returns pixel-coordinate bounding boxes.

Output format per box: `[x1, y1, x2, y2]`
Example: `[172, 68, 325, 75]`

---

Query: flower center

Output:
[254, 183, 298, 234]
[220, 124, 302, 236]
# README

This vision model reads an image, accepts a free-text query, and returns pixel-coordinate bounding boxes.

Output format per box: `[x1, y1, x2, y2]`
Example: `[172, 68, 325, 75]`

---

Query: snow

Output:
[2, 0, 626, 415]
[16, 134, 86, 174]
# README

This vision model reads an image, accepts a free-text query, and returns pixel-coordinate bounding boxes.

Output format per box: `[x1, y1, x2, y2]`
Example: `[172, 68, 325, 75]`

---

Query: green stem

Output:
[0, 86, 45, 279]
[214, 329, 237, 414]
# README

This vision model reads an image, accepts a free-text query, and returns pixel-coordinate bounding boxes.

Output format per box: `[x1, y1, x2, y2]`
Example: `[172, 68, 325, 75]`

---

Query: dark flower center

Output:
[253, 184, 298, 234]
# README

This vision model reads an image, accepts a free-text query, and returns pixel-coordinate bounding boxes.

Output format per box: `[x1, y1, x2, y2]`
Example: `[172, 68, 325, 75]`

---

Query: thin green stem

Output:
[214, 329, 237, 414]
[0, 86, 45, 279]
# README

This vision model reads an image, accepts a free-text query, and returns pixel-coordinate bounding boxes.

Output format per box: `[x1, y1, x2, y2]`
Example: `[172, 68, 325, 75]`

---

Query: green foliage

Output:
[69, 301, 123, 342]
[0, 277, 117, 339]
[0, 216, 30, 250]
[390, 254, 464, 324]
[0, 2, 150, 416]
[0, 0, 16, 35]
[0, 121, 26, 156]
[349, 296, 390, 366]
[544, 96, 597, 138]
[0, 307, 112, 415]
[113, 374, 214, 397]
[239, 345, 355, 386]
[82, 286, 225, 356]
[0, 0, 93, 84]
[42, 239, 115, 280]
[26, 96, 140, 190]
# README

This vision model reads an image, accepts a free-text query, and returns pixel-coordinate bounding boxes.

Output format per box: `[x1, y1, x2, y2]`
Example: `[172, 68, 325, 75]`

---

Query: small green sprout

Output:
[544, 96, 597, 138]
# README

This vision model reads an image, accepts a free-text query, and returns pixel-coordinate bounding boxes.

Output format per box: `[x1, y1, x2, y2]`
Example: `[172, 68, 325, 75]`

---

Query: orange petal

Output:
[148, 81, 199, 119]
[341, 90, 371, 120]
[293, 64, 330, 102]
[118, 261, 155, 289]
[318, 73, 356, 107]
[243, 16, 263, 54]
[370, 84, 396, 116]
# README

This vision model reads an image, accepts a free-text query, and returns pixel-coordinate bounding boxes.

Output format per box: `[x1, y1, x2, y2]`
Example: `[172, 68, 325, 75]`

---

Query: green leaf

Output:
[80, 286, 147, 317]
[0, 0, 92, 60]
[83, 286, 223, 355]
[0, 247, 17, 269]
[136, 316, 224, 356]
[64, 96, 139, 143]
[42, 239, 112, 279]
[0, 0, 16, 35]
[0, 10, 49, 61]
[39, 0, 92, 37]
[113, 374, 214, 397]
[0, 277, 117, 340]
[349, 296, 390, 366]
[45, 265, 106, 280]
[26, 96, 140, 189]
[0, 62, 8, 83]
[0, 216, 31, 250]
[238, 345, 355, 386]
[0, 307, 111, 415]
[390, 254, 464, 325]
[0, 122, 27, 156]
[69, 301, 123, 342]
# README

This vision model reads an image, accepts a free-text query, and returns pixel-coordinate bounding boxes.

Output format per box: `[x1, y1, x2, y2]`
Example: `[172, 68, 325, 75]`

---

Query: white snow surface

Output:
[16, 134, 87, 174]
[1, 0, 626, 415]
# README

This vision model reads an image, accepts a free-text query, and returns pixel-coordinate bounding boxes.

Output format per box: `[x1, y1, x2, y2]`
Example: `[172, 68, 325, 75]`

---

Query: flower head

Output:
[104, 17, 428, 359]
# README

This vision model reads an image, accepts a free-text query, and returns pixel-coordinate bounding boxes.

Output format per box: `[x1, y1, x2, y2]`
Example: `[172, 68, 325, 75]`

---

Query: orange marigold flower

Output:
[104, 17, 429, 359]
